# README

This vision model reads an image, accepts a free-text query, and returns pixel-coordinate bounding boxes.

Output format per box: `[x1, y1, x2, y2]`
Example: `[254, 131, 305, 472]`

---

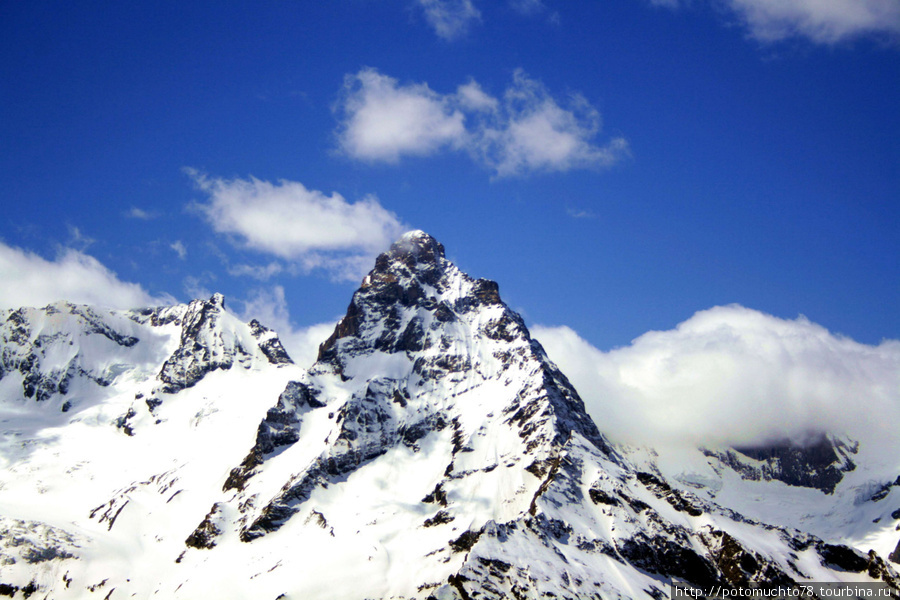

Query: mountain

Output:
[0, 231, 898, 599]
[0, 295, 302, 598]
[619, 431, 900, 577]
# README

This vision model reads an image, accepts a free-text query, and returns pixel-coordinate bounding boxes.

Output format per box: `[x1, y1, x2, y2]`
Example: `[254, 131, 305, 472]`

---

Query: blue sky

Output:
[2, 0, 899, 363]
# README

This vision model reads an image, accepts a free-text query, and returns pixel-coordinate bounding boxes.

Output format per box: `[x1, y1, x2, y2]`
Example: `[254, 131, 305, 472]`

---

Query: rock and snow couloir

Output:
[0, 231, 898, 599]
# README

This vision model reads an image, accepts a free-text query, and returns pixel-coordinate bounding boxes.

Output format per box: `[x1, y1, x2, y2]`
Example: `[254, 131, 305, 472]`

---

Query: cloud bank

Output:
[0, 243, 168, 310]
[335, 68, 629, 177]
[534, 305, 900, 449]
[188, 170, 406, 282]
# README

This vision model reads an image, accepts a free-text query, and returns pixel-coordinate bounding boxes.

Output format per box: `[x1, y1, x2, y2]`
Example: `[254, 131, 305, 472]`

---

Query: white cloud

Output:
[188, 169, 406, 282]
[0, 242, 169, 310]
[183, 275, 213, 301]
[415, 0, 482, 40]
[66, 225, 95, 251]
[336, 69, 467, 163]
[456, 80, 499, 112]
[653, 0, 900, 44]
[534, 305, 900, 449]
[566, 207, 599, 219]
[509, 0, 545, 15]
[293, 252, 379, 284]
[477, 71, 629, 176]
[239, 285, 338, 367]
[170, 240, 187, 260]
[335, 68, 628, 177]
[228, 261, 283, 280]
[126, 207, 156, 220]
[726, 0, 900, 43]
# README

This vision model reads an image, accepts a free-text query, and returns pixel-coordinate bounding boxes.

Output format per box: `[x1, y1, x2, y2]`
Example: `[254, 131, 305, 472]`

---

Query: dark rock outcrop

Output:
[185, 504, 224, 550]
[706, 435, 857, 494]
[0, 303, 133, 404]
[888, 539, 900, 565]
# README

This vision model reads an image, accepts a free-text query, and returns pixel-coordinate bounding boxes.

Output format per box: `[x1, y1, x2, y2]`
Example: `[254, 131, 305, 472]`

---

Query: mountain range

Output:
[1, 231, 898, 599]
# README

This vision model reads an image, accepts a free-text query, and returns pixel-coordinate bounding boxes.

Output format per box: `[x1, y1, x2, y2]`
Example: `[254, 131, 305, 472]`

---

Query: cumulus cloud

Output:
[335, 68, 628, 177]
[415, 0, 482, 40]
[0, 242, 169, 310]
[188, 169, 406, 282]
[654, 0, 900, 44]
[477, 71, 629, 176]
[534, 305, 900, 449]
[335, 69, 467, 163]
[239, 285, 338, 367]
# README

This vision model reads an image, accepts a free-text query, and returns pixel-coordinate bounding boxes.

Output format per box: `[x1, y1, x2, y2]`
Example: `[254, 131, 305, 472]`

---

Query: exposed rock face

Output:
[154, 294, 293, 394]
[249, 319, 293, 366]
[222, 380, 321, 493]
[223, 232, 614, 543]
[705, 435, 857, 494]
[185, 503, 225, 550]
[0, 303, 138, 404]
[0, 516, 81, 565]
[0, 296, 293, 414]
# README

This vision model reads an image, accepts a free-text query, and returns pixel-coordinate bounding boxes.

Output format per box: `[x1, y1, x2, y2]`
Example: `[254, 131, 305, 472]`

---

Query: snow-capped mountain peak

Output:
[210, 231, 611, 552]
[1, 233, 898, 600]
